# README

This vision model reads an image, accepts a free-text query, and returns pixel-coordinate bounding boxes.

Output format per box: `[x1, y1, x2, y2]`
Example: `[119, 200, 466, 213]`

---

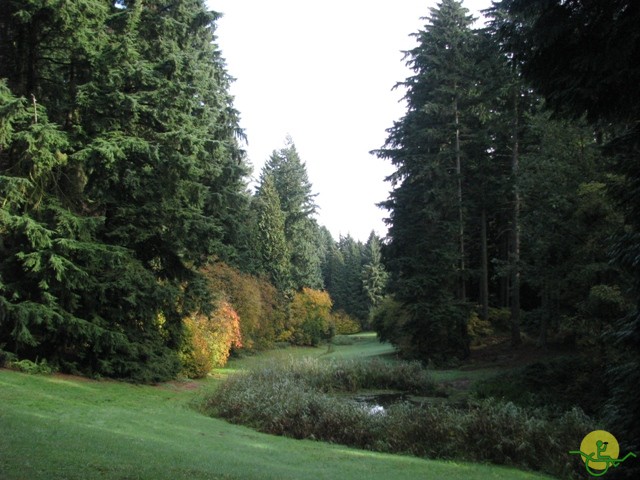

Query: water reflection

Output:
[353, 392, 412, 415]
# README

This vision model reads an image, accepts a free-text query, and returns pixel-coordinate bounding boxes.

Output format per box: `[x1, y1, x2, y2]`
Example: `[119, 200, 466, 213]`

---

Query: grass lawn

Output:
[0, 335, 556, 480]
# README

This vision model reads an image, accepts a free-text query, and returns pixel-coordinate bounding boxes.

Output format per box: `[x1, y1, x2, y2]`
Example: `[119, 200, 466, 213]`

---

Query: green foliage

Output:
[467, 311, 494, 341]
[255, 138, 323, 291]
[322, 232, 385, 325]
[373, 0, 476, 360]
[473, 356, 609, 416]
[250, 174, 292, 291]
[361, 232, 388, 313]
[7, 358, 56, 375]
[0, 1, 247, 382]
[495, 5, 640, 470]
[204, 358, 593, 479]
[370, 296, 410, 349]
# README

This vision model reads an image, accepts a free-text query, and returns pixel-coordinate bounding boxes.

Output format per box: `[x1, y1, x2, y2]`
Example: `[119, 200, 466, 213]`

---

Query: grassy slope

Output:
[0, 336, 555, 480]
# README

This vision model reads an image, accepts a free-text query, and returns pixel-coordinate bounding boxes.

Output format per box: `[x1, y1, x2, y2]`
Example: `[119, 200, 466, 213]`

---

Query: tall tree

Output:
[361, 231, 388, 316]
[374, 0, 476, 361]
[260, 138, 322, 290]
[251, 174, 291, 292]
[1, 0, 247, 381]
[495, 0, 640, 471]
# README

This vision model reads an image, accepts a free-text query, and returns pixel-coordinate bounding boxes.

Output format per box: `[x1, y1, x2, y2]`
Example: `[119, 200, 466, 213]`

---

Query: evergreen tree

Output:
[1, 0, 247, 381]
[259, 138, 322, 290]
[496, 0, 640, 468]
[361, 231, 388, 314]
[374, 0, 477, 361]
[251, 174, 291, 292]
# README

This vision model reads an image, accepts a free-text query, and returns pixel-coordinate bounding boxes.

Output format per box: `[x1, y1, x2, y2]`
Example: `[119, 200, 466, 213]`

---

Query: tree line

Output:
[0, 0, 388, 382]
[373, 0, 638, 469]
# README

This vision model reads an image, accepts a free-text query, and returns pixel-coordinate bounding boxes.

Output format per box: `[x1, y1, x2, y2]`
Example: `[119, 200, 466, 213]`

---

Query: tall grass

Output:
[202, 357, 596, 479]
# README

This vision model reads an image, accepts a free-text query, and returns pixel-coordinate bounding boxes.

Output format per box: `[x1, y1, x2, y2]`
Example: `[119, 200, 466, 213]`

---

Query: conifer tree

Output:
[361, 231, 388, 313]
[260, 138, 322, 290]
[1, 0, 247, 381]
[374, 0, 476, 360]
[251, 174, 292, 292]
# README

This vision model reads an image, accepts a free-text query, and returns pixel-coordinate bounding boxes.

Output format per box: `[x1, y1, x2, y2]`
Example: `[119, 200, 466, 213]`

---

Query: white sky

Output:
[208, 0, 491, 241]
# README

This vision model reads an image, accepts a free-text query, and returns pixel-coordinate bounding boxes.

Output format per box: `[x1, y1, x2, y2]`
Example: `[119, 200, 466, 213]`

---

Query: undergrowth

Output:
[202, 357, 596, 479]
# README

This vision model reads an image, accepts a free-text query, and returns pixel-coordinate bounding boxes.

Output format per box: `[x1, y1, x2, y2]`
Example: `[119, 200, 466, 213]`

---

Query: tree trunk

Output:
[538, 280, 549, 348]
[510, 88, 522, 347]
[480, 207, 489, 321]
[454, 95, 466, 302]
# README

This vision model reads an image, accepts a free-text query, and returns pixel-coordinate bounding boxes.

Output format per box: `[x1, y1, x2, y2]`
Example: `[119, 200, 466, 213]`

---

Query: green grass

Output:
[0, 335, 556, 480]
[229, 332, 396, 372]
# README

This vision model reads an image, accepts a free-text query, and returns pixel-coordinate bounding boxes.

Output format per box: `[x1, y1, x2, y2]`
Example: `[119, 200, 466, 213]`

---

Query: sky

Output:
[208, 0, 491, 241]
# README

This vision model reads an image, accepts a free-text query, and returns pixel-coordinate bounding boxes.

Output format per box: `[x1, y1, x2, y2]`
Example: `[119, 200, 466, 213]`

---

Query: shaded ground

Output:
[432, 335, 579, 403]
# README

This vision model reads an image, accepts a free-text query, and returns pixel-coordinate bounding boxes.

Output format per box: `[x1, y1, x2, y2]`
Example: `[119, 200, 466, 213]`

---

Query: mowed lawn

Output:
[0, 337, 556, 480]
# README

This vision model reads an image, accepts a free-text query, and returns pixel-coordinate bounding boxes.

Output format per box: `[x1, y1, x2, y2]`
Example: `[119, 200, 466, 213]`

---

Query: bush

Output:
[288, 288, 333, 346]
[202, 262, 286, 350]
[180, 301, 243, 378]
[370, 296, 411, 348]
[331, 311, 361, 335]
[8, 358, 56, 375]
[0, 346, 16, 368]
[472, 355, 609, 416]
[202, 358, 596, 479]
[467, 310, 494, 342]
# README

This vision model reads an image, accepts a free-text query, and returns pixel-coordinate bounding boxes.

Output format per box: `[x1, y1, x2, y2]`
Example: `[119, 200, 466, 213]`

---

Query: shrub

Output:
[0, 346, 16, 368]
[472, 355, 609, 416]
[467, 310, 493, 342]
[8, 358, 56, 375]
[180, 301, 243, 378]
[331, 310, 361, 335]
[202, 358, 596, 479]
[289, 288, 333, 346]
[202, 262, 286, 350]
[370, 296, 411, 349]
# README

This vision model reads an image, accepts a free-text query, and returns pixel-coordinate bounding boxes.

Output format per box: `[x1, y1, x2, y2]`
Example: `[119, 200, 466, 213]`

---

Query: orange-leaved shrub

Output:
[202, 262, 286, 350]
[180, 300, 243, 378]
[288, 288, 333, 346]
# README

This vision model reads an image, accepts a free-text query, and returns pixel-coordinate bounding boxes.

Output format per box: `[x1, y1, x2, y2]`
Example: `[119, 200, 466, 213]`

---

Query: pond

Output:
[352, 392, 447, 414]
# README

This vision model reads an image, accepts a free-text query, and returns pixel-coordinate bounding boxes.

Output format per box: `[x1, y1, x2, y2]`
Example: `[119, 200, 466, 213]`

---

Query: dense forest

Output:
[0, 0, 384, 383]
[372, 0, 639, 473]
[0, 0, 638, 475]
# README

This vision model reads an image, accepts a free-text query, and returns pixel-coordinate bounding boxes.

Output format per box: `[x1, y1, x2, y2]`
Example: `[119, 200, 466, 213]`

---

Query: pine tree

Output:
[496, 0, 640, 467]
[1, 0, 247, 381]
[251, 174, 291, 292]
[374, 0, 476, 361]
[361, 231, 388, 314]
[260, 138, 322, 290]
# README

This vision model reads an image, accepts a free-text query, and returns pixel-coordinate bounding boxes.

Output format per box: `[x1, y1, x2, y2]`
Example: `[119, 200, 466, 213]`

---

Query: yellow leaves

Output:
[180, 300, 243, 378]
[289, 288, 333, 346]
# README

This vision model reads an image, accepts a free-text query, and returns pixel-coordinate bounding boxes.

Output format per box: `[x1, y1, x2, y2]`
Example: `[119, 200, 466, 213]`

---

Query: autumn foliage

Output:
[331, 311, 361, 335]
[180, 301, 243, 378]
[201, 262, 286, 350]
[288, 288, 333, 346]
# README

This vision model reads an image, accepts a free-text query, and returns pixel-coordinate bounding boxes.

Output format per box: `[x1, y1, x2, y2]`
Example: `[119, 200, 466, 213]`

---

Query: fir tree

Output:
[374, 0, 476, 360]
[260, 138, 322, 290]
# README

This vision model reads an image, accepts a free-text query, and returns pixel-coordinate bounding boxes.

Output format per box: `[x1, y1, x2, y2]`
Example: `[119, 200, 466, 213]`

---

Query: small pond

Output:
[352, 392, 448, 415]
